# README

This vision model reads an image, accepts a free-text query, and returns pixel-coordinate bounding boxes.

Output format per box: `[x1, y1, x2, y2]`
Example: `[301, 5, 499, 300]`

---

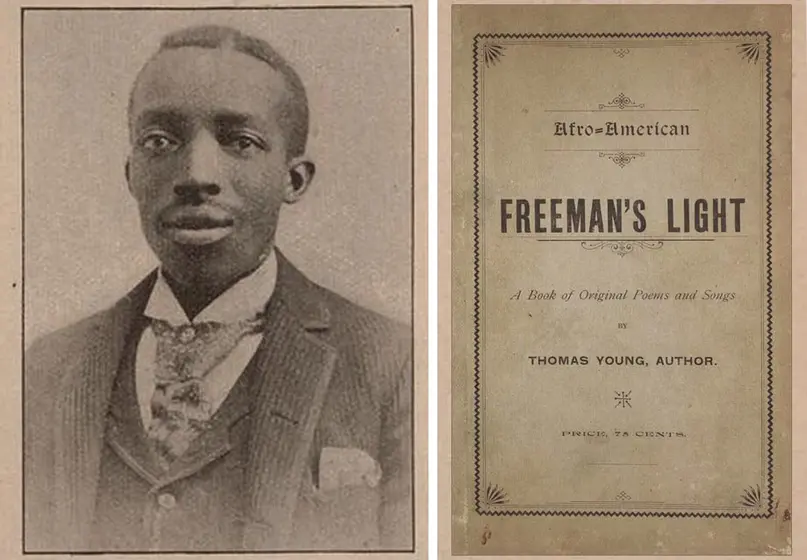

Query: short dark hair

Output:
[129, 25, 310, 159]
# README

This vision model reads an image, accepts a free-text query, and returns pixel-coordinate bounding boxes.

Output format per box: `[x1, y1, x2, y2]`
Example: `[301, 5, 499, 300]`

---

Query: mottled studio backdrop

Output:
[23, 8, 412, 343]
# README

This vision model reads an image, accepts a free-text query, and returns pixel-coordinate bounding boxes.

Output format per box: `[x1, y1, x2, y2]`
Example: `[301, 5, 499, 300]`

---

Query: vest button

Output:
[157, 493, 177, 509]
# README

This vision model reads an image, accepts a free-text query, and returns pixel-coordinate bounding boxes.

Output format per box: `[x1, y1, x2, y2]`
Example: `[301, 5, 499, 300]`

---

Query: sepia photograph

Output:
[22, 5, 418, 554]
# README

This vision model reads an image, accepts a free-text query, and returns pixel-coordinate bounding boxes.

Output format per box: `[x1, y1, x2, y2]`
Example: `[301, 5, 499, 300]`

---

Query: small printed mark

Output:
[615, 490, 631, 501]
[598, 151, 645, 168]
[481, 526, 492, 545]
[614, 391, 632, 408]
[582, 239, 662, 257]
[783, 509, 791, 522]
[599, 92, 645, 110]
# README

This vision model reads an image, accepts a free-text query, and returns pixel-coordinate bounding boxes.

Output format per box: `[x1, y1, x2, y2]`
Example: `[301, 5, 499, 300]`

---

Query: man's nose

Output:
[175, 131, 223, 198]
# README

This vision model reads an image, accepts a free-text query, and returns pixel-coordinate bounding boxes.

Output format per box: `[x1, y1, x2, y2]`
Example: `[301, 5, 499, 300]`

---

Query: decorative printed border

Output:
[471, 31, 774, 518]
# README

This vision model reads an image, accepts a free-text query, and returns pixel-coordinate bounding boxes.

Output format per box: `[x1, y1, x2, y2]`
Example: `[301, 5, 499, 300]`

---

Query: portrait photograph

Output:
[20, 3, 423, 555]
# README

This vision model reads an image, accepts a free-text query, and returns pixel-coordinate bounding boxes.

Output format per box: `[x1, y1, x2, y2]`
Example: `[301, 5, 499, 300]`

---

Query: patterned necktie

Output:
[146, 314, 265, 467]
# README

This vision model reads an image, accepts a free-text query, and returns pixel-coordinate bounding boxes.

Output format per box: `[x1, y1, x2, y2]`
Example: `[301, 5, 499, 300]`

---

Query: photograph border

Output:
[20, 4, 417, 555]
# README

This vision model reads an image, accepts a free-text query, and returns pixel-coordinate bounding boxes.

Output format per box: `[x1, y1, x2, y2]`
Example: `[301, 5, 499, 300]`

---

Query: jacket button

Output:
[157, 493, 177, 509]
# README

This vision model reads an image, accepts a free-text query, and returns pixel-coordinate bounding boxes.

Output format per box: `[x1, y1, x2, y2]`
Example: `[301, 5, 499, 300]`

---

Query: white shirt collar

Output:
[144, 249, 278, 326]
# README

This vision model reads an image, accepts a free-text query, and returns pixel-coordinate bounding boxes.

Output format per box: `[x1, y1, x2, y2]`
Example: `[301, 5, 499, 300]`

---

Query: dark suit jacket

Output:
[24, 252, 412, 552]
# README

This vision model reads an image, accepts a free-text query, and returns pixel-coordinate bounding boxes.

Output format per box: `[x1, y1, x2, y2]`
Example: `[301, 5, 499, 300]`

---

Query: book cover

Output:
[450, 4, 793, 555]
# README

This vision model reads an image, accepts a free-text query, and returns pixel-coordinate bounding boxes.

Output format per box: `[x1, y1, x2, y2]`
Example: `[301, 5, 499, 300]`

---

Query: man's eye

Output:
[223, 133, 266, 154]
[138, 132, 179, 154]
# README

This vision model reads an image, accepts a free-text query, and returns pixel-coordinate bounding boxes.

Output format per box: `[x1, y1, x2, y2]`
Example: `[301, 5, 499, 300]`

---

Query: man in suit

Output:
[24, 24, 412, 552]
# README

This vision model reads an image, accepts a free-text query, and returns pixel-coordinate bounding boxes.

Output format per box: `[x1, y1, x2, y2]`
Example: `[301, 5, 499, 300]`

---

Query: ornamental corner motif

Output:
[481, 43, 506, 67]
[740, 484, 763, 508]
[485, 483, 509, 505]
[736, 42, 761, 64]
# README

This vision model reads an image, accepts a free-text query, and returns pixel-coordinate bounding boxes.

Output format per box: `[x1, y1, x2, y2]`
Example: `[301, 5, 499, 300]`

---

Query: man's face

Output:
[127, 47, 310, 287]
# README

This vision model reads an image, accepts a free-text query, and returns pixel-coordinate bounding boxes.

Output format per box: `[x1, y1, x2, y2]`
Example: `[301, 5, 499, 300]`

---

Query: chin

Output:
[163, 250, 260, 287]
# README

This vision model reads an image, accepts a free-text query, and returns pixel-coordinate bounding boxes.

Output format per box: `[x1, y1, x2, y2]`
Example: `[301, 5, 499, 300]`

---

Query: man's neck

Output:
[161, 266, 259, 321]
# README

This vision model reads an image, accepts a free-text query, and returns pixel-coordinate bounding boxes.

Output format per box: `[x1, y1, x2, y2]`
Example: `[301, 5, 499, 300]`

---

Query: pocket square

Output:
[318, 447, 382, 492]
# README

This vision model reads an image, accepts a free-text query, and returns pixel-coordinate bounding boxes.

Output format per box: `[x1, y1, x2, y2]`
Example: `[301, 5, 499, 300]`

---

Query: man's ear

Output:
[124, 159, 133, 195]
[284, 157, 315, 204]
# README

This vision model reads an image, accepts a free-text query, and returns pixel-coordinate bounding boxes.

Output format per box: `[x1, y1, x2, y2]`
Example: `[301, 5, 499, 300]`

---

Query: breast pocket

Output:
[291, 447, 383, 550]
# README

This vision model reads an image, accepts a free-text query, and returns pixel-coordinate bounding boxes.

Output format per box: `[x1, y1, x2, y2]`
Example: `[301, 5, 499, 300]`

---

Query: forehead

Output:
[130, 47, 289, 128]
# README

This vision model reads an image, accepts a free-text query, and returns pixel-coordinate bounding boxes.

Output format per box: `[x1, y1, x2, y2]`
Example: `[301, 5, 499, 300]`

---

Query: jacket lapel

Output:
[52, 273, 156, 549]
[49, 255, 336, 551]
[242, 253, 337, 551]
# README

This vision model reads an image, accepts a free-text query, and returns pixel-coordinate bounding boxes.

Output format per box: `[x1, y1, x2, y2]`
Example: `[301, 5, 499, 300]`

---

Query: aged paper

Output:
[450, 3, 794, 555]
[0, 0, 427, 558]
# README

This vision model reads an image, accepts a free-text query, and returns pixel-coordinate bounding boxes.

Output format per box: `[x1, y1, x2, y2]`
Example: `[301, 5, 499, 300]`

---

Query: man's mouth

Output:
[160, 212, 235, 246]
